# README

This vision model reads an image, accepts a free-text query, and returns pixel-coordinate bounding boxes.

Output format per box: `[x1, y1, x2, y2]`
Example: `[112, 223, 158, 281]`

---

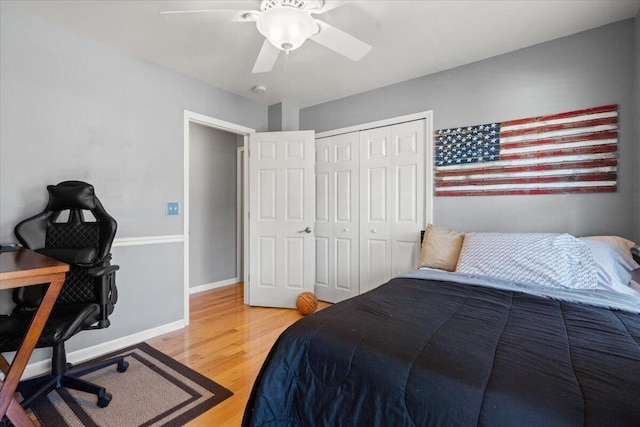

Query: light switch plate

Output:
[166, 202, 180, 216]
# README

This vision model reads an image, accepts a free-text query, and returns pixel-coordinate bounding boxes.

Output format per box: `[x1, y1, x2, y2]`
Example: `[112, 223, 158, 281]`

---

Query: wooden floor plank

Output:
[147, 283, 329, 426]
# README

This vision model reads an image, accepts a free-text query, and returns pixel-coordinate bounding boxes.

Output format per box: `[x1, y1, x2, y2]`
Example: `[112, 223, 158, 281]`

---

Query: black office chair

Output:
[0, 181, 128, 409]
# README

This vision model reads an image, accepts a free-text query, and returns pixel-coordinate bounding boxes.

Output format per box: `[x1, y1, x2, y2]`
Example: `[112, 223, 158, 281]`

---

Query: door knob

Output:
[343, 228, 349, 232]
[371, 229, 377, 234]
[298, 226, 312, 234]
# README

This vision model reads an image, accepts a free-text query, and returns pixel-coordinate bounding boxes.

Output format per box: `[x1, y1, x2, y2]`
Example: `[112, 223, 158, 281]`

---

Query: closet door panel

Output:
[360, 120, 425, 291]
[318, 119, 425, 298]
[316, 172, 329, 222]
[396, 164, 417, 223]
[315, 133, 359, 302]
[331, 133, 359, 301]
[367, 167, 387, 222]
[363, 238, 389, 293]
[360, 127, 393, 292]
[391, 121, 425, 275]
[335, 237, 353, 291]
[314, 137, 334, 295]
[335, 170, 352, 222]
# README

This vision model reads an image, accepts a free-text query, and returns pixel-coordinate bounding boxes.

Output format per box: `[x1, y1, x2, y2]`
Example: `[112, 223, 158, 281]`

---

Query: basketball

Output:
[296, 292, 318, 315]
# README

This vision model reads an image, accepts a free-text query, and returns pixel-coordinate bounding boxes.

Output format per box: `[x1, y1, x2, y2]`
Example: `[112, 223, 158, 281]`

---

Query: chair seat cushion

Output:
[37, 247, 97, 266]
[0, 303, 100, 351]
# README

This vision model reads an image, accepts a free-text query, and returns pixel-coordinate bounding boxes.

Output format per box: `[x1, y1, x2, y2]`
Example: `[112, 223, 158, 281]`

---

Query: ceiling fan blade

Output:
[160, 1, 259, 14]
[160, 9, 260, 23]
[252, 39, 281, 73]
[310, 20, 372, 61]
[160, 9, 238, 15]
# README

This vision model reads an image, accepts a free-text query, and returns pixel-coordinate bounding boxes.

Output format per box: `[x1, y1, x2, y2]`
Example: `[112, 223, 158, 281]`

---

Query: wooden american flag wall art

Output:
[434, 104, 618, 196]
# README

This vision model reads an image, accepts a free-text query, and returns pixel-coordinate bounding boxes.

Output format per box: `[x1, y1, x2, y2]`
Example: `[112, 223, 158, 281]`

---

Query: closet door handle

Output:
[298, 226, 312, 234]
[371, 229, 377, 234]
[343, 228, 349, 232]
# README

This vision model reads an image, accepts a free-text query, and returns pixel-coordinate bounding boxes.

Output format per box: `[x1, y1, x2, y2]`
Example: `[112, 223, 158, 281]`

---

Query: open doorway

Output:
[188, 123, 241, 294]
[183, 111, 254, 324]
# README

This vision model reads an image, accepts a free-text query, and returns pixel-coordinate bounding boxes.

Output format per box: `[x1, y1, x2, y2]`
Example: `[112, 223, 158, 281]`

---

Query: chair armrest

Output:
[87, 264, 120, 278]
[88, 264, 119, 329]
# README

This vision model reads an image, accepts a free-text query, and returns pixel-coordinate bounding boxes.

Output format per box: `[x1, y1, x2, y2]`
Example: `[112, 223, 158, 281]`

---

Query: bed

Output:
[243, 230, 640, 427]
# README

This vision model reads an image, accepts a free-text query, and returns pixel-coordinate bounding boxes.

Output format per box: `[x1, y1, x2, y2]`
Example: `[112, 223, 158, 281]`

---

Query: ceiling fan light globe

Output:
[257, 6, 316, 52]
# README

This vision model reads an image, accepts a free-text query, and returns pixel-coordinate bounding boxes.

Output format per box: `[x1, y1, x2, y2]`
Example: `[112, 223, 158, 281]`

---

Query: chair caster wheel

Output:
[117, 360, 129, 372]
[97, 392, 112, 408]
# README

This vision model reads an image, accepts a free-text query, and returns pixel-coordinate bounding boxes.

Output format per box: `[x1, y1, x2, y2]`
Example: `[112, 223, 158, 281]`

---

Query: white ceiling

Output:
[5, 0, 640, 108]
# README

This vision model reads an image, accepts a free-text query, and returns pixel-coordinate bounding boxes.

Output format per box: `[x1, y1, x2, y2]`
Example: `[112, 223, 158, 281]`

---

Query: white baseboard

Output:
[20, 320, 185, 380]
[189, 277, 239, 294]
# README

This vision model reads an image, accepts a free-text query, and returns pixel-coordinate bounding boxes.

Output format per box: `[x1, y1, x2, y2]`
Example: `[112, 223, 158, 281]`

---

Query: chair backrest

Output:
[14, 181, 117, 308]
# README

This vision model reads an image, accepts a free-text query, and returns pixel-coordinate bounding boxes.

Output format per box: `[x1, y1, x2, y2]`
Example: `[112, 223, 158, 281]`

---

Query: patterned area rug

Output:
[28, 342, 232, 426]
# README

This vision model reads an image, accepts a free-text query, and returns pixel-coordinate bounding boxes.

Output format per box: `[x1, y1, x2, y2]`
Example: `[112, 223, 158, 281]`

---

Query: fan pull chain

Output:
[284, 49, 289, 73]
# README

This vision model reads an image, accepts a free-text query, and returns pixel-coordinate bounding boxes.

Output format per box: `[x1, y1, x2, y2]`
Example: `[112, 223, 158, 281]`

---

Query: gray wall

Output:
[189, 123, 238, 287]
[301, 20, 638, 241]
[0, 4, 266, 361]
[268, 102, 300, 131]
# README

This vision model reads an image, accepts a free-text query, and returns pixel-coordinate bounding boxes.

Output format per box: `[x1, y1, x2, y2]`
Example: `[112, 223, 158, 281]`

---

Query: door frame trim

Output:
[236, 146, 245, 283]
[183, 110, 255, 324]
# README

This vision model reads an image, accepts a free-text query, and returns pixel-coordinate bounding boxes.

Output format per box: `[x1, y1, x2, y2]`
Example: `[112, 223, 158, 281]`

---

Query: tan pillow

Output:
[419, 224, 465, 271]
[582, 235, 635, 253]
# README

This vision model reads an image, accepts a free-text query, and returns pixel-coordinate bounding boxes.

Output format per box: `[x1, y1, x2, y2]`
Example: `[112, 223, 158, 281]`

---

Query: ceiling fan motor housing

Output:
[260, 0, 324, 12]
[257, 0, 320, 52]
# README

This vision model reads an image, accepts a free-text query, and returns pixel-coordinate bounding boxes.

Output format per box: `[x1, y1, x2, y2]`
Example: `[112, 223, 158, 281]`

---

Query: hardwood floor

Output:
[146, 283, 329, 426]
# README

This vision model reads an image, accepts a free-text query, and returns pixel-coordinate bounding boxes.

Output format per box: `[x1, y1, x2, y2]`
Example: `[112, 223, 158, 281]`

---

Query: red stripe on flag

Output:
[435, 159, 618, 178]
[435, 186, 617, 197]
[501, 104, 617, 127]
[500, 117, 617, 138]
[499, 131, 617, 150]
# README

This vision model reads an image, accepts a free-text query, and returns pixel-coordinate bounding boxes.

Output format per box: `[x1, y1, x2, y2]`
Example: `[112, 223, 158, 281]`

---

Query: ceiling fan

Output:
[160, 0, 372, 73]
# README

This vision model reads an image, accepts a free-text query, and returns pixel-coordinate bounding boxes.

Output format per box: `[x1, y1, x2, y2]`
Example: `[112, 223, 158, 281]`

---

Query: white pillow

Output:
[581, 235, 635, 252]
[580, 238, 640, 296]
[455, 232, 597, 289]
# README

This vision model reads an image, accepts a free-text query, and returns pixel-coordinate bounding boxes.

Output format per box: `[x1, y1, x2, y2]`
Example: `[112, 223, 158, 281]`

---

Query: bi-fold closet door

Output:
[359, 121, 425, 293]
[315, 132, 360, 303]
[315, 120, 425, 302]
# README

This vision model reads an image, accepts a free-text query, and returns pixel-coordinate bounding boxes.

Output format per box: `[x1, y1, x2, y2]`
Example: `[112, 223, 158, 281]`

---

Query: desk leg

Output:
[6, 400, 33, 426]
[0, 355, 10, 376]
[0, 275, 65, 426]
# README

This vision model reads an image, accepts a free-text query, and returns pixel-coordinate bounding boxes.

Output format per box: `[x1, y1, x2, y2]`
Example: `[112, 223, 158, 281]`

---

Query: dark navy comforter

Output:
[243, 277, 640, 426]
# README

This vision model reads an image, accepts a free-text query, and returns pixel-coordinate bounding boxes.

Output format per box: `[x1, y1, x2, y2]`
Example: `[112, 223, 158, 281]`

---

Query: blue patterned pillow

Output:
[455, 232, 597, 289]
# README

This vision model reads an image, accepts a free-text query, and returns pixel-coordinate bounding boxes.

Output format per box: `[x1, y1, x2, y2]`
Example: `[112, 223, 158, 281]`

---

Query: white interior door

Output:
[359, 126, 393, 293]
[248, 131, 316, 308]
[314, 132, 359, 303]
[391, 121, 425, 276]
[360, 120, 424, 293]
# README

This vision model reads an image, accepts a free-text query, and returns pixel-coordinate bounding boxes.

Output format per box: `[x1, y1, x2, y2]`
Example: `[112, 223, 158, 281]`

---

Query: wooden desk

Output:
[0, 248, 69, 426]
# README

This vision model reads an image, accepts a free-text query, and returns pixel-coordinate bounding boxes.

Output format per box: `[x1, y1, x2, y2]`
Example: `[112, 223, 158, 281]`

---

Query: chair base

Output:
[18, 356, 129, 409]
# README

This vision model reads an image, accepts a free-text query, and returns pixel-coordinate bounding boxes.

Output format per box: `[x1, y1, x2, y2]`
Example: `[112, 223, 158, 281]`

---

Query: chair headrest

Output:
[46, 181, 97, 211]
